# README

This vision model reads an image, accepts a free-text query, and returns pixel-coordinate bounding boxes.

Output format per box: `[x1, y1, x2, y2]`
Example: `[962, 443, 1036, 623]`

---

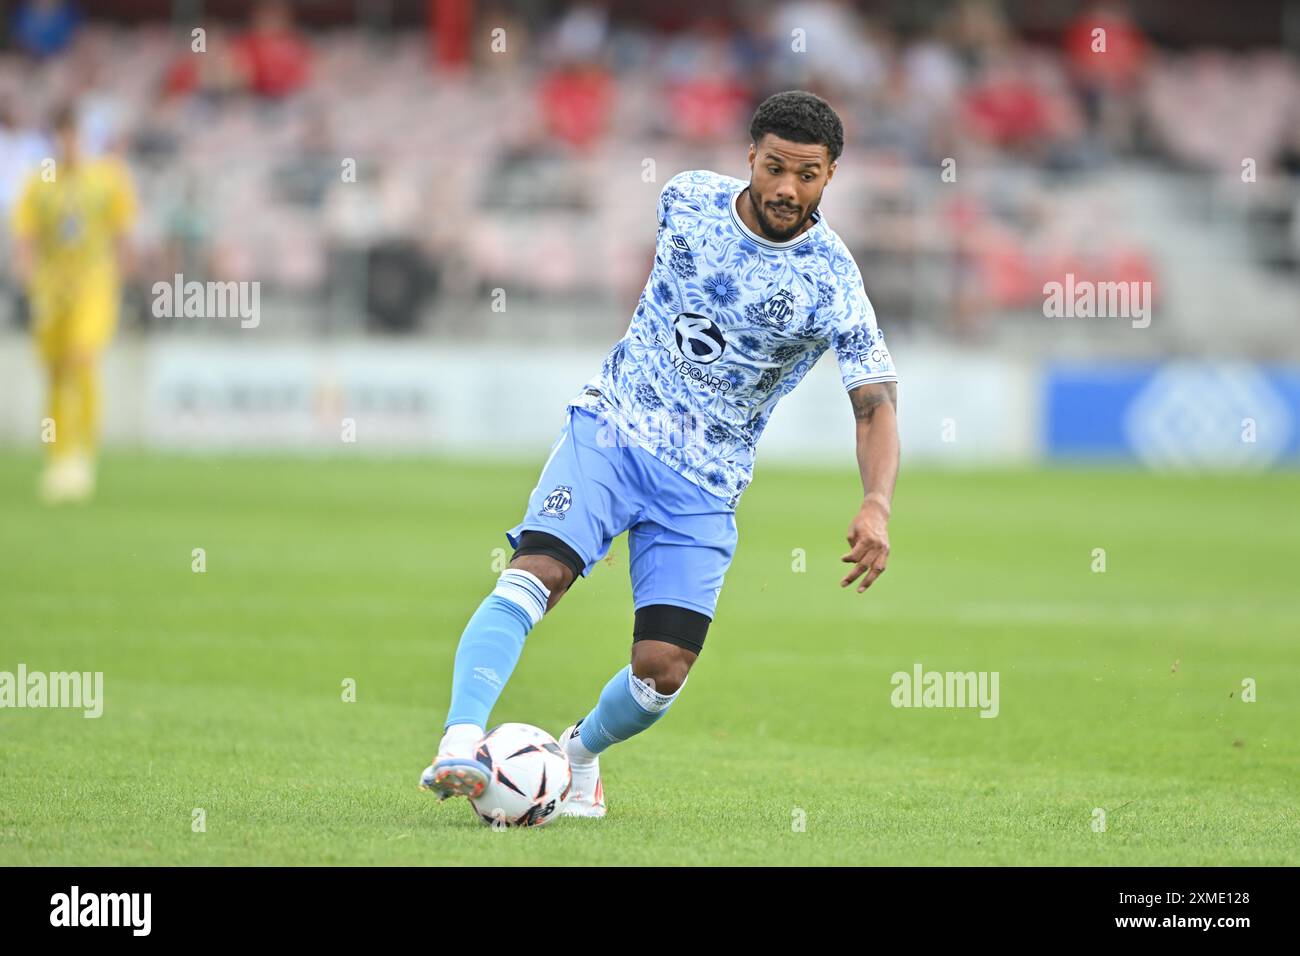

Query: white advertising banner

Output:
[0, 337, 1036, 464]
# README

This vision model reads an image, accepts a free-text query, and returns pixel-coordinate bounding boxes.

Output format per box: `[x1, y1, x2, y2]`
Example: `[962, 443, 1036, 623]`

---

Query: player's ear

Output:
[747, 143, 756, 168]
[825, 159, 837, 185]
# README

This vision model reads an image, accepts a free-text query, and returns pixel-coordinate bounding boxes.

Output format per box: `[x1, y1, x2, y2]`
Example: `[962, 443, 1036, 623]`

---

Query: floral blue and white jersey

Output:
[568, 168, 898, 509]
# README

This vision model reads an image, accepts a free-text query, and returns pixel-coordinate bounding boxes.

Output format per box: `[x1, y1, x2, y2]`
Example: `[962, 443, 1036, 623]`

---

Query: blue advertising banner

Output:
[1044, 362, 1300, 467]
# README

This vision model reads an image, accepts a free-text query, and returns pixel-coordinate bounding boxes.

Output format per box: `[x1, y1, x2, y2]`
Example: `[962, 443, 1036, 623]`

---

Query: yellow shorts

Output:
[32, 285, 120, 364]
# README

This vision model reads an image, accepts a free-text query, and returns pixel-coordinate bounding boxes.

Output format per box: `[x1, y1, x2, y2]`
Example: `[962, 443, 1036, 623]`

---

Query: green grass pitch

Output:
[1, 451, 1297, 865]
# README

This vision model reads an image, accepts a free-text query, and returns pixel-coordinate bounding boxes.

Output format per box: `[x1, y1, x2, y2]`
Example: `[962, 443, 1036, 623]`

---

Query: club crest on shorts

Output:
[539, 485, 573, 520]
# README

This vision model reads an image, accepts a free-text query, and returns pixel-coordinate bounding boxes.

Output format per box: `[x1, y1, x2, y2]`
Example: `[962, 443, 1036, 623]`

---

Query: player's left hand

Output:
[841, 495, 890, 593]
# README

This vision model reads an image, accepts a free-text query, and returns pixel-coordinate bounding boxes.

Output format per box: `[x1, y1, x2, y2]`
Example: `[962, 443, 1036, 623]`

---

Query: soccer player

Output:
[11, 103, 136, 502]
[421, 91, 899, 818]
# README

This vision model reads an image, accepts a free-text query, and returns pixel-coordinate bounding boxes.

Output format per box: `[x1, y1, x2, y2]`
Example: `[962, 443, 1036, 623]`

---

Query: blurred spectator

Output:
[960, 52, 1054, 153]
[538, 60, 613, 150]
[903, 28, 963, 115]
[273, 106, 339, 208]
[230, 1, 312, 99]
[1064, 1, 1147, 95]
[430, 0, 473, 70]
[159, 173, 216, 290]
[895, 29, 964, 160]
[163, 22, 246, 105]
[11, 0, 79, 59]
[0, 97, 49, 213]
[950, 0, 1012, 72]
[661, 24, 752, 144]
[769, 0, 885, 100]
[1275, 103, 1300, 178]
[66, 51, 127, 156]
[0, 95, 49, 320]
[475, 2, 530, 72]
[1064, 0, 1147, 149]
[549, 1, 610, 63]
[130, 95, 182, 168]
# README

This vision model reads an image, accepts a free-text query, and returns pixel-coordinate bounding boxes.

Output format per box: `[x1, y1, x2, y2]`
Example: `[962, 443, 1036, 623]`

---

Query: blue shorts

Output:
[506, 405, 738, 619]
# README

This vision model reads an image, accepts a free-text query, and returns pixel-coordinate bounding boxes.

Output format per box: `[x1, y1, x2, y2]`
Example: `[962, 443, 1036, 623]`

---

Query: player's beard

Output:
[747, 186, 818, 242]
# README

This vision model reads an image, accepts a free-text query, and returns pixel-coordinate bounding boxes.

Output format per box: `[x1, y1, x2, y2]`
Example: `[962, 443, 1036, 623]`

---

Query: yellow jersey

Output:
[11, 156, 136, 300]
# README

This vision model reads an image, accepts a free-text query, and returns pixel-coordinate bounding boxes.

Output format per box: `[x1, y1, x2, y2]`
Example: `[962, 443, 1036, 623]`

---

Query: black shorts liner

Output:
[512, 531, 712, 654]
[634, 603, 711, 656]
[511, 530, 585, 582]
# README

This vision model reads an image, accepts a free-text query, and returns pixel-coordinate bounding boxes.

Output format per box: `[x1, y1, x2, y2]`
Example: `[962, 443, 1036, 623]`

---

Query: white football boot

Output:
[64, 454, 95, 502]
[40, 454, 96, 504]
[419, 724, 490, 801]
[556, 721, 606, 818]
[38, 458, 76, 504]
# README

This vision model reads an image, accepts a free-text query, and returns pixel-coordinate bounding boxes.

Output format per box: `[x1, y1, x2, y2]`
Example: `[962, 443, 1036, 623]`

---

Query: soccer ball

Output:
[469, 723, 571, 828]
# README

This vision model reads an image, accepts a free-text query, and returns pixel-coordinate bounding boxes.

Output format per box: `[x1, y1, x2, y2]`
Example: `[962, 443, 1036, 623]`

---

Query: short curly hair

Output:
[748, 90, 844, 163]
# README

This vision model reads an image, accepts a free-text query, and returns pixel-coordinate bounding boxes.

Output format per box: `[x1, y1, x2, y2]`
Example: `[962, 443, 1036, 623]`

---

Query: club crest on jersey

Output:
[539, 485, 573, 520]
[673, 312, 726, 365]
[763, 290, 795, 327]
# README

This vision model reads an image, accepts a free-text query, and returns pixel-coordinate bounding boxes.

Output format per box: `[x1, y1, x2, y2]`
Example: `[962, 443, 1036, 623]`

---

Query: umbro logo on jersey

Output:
[671, 234, 691, 251]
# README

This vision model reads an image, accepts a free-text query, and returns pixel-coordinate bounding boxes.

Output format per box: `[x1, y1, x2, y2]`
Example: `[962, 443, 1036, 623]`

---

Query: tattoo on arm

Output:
[850, 382, 898, 424]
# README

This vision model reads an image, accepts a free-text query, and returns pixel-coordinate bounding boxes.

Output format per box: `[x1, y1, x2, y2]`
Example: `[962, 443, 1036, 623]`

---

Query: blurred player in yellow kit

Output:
[11, 105, 136, 503]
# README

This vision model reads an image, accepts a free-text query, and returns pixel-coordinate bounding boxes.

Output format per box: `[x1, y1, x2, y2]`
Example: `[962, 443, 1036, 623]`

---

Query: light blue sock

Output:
[577, 664, 687, 754]
[445, 569, 550, 730]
